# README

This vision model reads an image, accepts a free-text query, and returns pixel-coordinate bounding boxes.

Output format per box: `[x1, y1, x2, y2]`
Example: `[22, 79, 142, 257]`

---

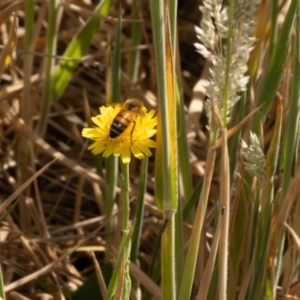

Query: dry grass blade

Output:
[2, 0, 299, 298]
[0, 159, 55, 214]
[7, 291, 31, 300]
[196, 218, 220, 300]
[0, 14, 18, 74]
[4, 248, 72, 293]
[219, 127, 230, 299]
[91, 251, 107, 300]
[214, 106, 261, 149]
[14, 118, 106, 186]
[0, 1, 24, 26]
[271, 164, 300, 239]
[0, 74, 41, 102]
[284, 222, 300, 254]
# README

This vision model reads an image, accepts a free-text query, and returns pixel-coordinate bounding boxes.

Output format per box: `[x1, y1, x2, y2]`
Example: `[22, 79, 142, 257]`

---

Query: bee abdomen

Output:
[110, 112, 133, 138]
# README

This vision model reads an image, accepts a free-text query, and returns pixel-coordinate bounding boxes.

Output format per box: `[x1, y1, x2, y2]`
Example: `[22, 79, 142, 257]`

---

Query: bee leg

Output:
[130, 121, 137, 144]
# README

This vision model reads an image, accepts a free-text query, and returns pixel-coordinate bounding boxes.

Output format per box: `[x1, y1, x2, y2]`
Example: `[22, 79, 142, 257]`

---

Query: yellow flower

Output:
[82, 100, 157, 164]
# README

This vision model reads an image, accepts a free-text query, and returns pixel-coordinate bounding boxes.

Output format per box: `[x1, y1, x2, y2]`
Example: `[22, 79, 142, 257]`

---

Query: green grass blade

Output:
[253, 0, 298, 134]
[280, 9, 300, 288]
[183, 177, 203, 220]
[104, 7, 121, 256]
[52, 0, 115, 101]
[281, 9, 300, 198]
[176, 63, 193, 213]
[0, 265, 6, 300]
[275, 2, 300, 288]
[106, 227, 133, 299]
[269, 0, 279, 57]
[151, 0, 173, 210]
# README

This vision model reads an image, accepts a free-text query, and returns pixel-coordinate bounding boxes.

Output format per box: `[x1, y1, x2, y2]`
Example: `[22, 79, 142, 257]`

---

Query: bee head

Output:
[123, 99, 144, 114]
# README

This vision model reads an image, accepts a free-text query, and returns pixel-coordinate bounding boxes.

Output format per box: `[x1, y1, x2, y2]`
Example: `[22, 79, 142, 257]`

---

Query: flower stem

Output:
[121, 161, 131, 298]
[121, 162, 130, 231]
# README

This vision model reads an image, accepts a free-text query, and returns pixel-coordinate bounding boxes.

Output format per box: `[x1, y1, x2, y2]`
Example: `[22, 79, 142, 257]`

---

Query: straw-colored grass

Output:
[1, 1, 300, 300]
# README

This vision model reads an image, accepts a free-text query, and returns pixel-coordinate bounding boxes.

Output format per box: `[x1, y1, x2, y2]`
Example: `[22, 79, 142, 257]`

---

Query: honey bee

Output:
[109, 99, 145, 138]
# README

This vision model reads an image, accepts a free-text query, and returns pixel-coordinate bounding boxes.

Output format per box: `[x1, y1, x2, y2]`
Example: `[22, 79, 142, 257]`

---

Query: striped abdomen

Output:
[110, 110, 134, 138]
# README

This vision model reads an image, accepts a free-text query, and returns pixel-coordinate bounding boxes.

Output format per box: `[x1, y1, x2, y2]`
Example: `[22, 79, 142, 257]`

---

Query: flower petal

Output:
[103, 143, 115, 157]
[88, 140, 107, 154]
[130, 144, 145, 159]
[82, 100, 157, 162]
[121, 147, 131, 164]
[143, 139, 157, 148]
[134, 142, 152, 156]
[91, 116, 104, 128]
[82, 127, 103, 139]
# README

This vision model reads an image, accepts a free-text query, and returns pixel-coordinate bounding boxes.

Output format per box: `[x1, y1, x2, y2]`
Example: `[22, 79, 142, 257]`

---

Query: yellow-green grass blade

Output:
[150, 0, 178, 298]
[175, 51, 193, 217]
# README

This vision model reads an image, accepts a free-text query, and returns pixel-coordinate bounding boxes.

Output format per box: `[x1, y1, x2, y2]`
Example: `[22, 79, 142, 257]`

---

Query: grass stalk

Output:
[150, 0, 178, 298]
[219, 128, 230, 299]
[217, 0, 234, 296]
[121, 163, 130, 231]
[18, 0, 35, 229]
[106, 162, 132, 299]
[20, 0, 35, 128]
